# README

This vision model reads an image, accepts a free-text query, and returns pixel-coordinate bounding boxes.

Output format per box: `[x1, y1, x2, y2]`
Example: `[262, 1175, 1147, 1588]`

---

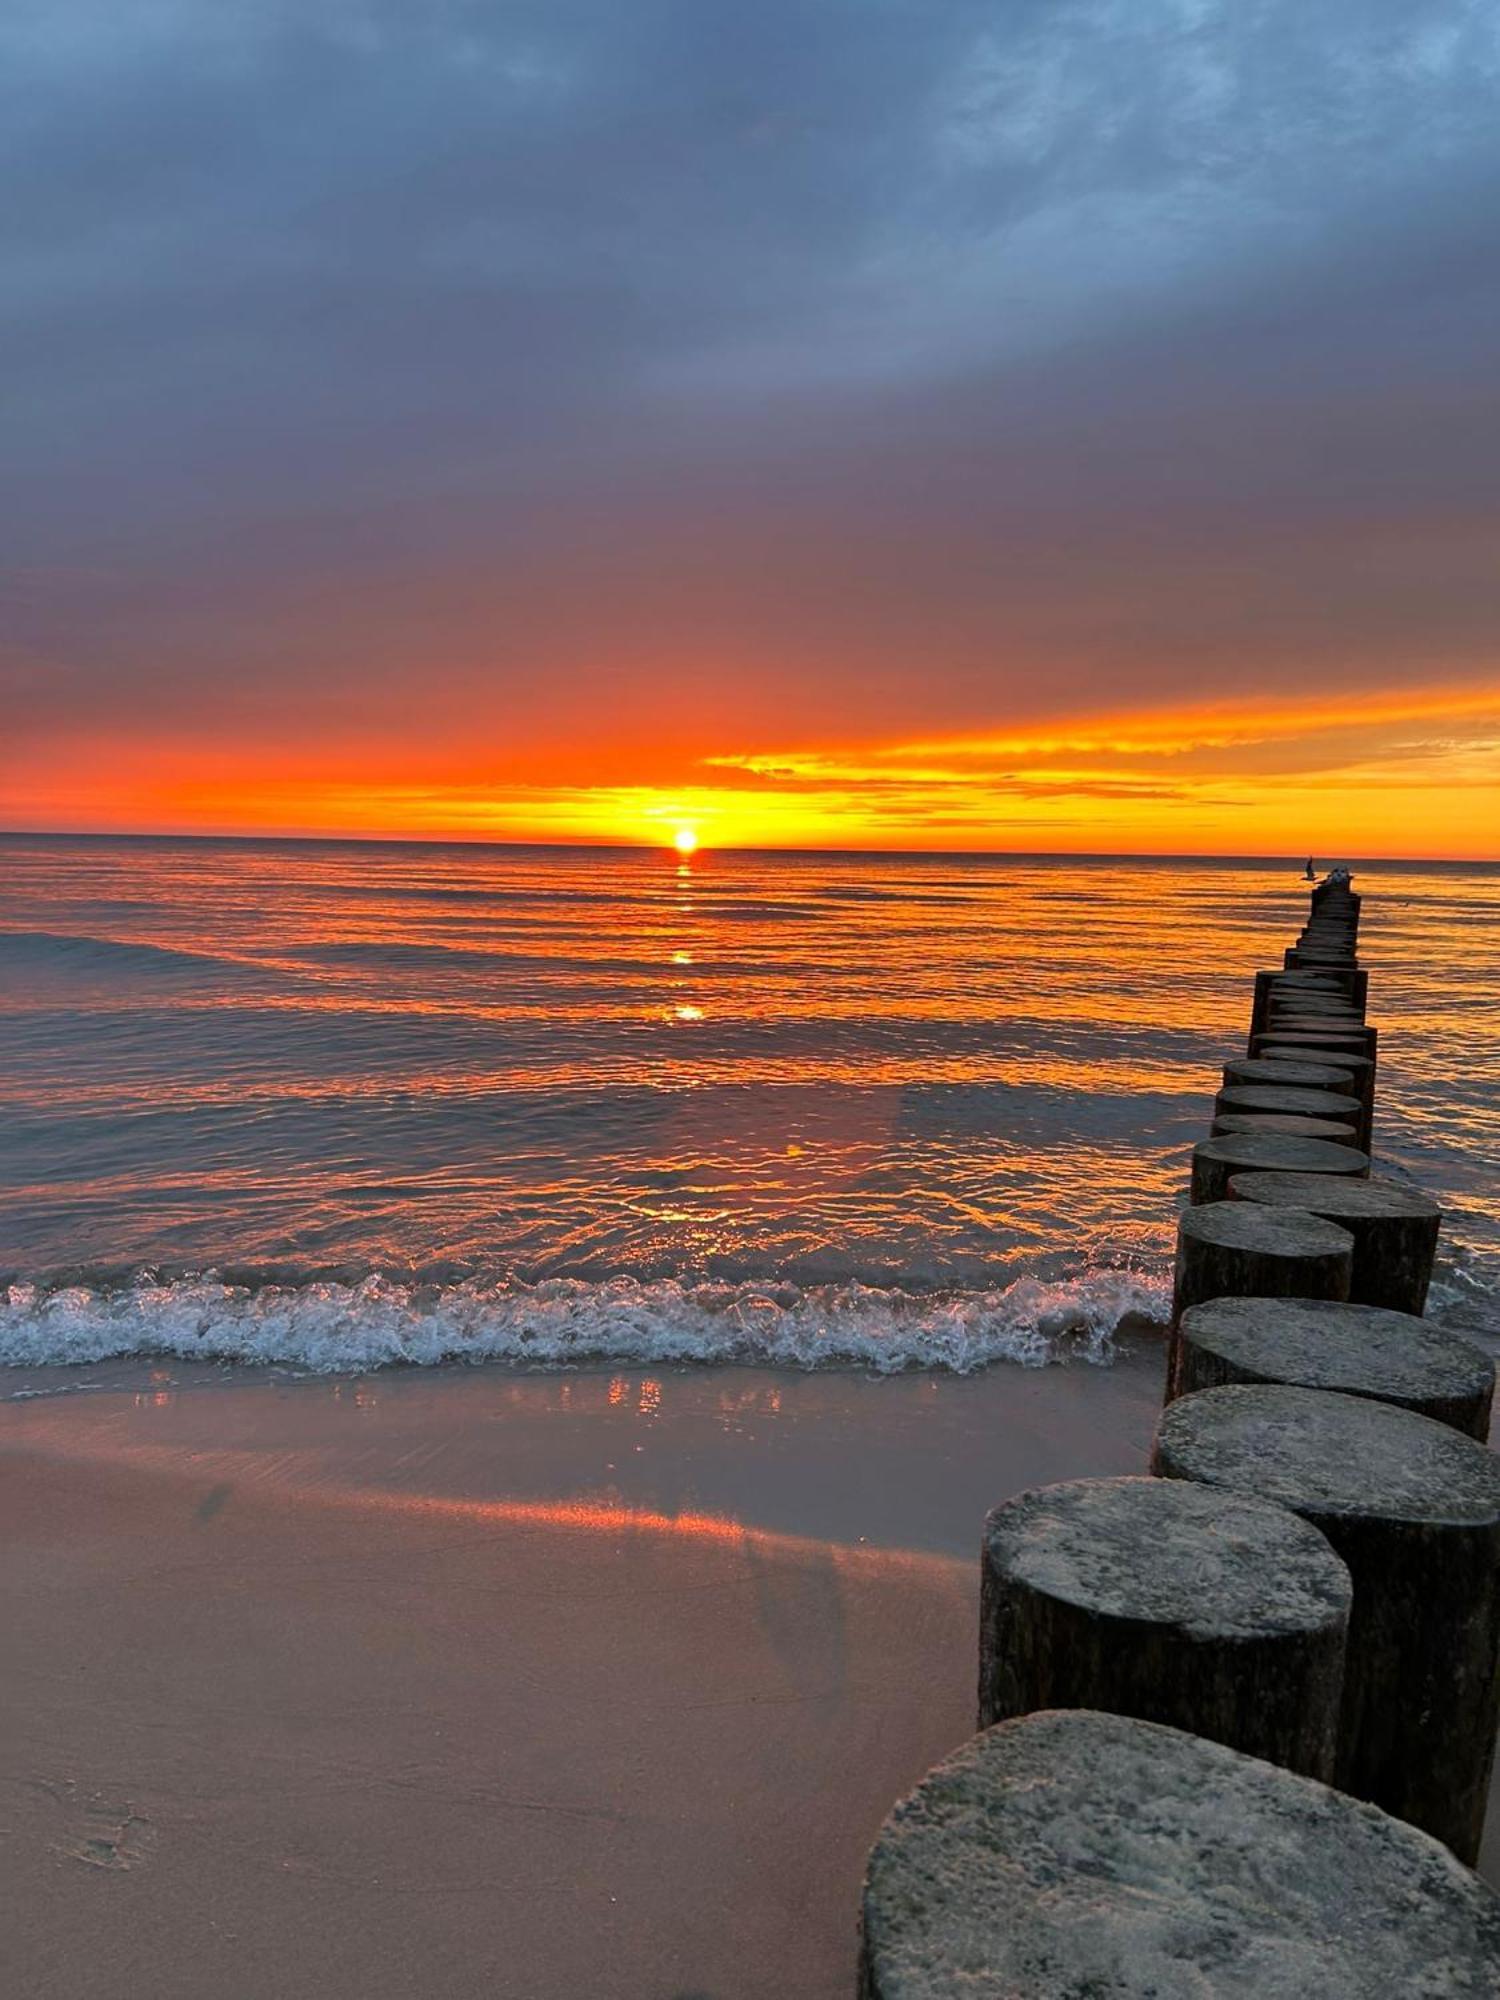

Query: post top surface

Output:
[1155, 1386, 1500, 1526]
[1225, 1059, 1360, 1088]
[1179, 1201, 1354, 1258]
[1178, 1297, 1494, 1405]
[1195, 1134, 1368, 1176]
[1230, 1171, 1440, 1220]
[1218, 1085, 1362, 1117]
[983, 1475, 1350, 1639]
[862, 1710, 1500, 1998]
[1255, 1044, 1373, 1073]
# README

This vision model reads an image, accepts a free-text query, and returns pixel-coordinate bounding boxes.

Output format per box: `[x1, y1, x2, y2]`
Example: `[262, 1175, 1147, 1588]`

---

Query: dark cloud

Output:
[3, 0, 1499, 771]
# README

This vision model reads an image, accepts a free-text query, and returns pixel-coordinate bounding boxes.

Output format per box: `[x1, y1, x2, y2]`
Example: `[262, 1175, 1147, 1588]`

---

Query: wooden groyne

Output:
[858, 872, 1500, 1994]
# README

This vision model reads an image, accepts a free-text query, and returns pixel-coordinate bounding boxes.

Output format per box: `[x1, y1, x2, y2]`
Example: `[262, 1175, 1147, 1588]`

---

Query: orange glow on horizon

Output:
[5, 679, 1499, 859]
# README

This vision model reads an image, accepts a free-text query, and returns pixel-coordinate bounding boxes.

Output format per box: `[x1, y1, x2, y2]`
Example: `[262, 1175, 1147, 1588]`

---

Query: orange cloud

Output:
[4, 682, 1498, 857]
[710, 684, 1500, 775]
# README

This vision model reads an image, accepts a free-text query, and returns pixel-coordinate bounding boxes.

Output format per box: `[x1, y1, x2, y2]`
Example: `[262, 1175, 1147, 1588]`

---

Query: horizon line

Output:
[1, 826, 1495, 868]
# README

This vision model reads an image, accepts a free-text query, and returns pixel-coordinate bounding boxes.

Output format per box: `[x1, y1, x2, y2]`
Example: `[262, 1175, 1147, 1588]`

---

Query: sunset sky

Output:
[4, 1, 1499, 855]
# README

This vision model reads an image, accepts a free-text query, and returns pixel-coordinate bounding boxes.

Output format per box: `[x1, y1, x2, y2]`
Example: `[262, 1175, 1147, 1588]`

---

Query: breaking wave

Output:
[0, 1266, 1168, 1376]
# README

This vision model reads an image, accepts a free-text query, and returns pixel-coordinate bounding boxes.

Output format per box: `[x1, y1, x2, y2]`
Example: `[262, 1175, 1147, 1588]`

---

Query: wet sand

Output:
[2, 1342, 1496, 1997]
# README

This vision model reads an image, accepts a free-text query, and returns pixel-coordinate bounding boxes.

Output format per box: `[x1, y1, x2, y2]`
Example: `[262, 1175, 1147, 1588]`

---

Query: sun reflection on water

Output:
[1, 841, 1496, 1332]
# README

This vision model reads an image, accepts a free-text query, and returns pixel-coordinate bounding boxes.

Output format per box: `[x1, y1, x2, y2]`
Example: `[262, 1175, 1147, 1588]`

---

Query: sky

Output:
[4, 0, 1499, 855]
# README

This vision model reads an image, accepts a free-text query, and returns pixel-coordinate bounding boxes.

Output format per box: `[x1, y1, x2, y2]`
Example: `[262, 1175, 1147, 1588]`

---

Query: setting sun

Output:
[674, 826, 699, 856]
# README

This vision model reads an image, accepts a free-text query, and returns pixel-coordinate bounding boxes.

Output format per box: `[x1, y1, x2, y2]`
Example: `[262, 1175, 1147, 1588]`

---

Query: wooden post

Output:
[1191, 1134, 1368, 1206]
[1211, 1113, 1360, 1146]
[1153, 1384, 1500, 1864]
[1170, 1297, 1495, 1439]
[1223, 1057, 1362, 1093]
[979, 1476, 1350, 1777]
[1228, 1171, 1441, 1314]
[1249, 969, 1350, 1039]
[1215, 1083, 1363, 1124]
[1247, 1021, 1378, 1062]
[1266, 1015, 1373, 1040]
[1250, 1043, 1374, 1148]
[1172, 1201, 1354, 1323]
[1252, 1028, 1376, 1053]
[1267, 998, 1363, 1023]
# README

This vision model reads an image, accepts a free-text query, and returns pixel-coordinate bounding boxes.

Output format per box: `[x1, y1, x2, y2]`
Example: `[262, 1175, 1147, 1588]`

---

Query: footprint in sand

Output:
[33, 1778, 158, 1871]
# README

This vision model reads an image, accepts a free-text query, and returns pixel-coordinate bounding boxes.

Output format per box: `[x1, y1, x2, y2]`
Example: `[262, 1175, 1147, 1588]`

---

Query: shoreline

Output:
[0, 1334, 1172, 1557]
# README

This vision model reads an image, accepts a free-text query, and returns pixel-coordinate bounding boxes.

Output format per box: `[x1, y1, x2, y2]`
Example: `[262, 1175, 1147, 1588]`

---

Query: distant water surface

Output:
[1, 837, 1495, 1373]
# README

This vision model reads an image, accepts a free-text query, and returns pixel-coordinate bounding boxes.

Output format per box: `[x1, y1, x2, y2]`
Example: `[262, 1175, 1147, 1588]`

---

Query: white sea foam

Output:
[0, 1267, 1168, 1376]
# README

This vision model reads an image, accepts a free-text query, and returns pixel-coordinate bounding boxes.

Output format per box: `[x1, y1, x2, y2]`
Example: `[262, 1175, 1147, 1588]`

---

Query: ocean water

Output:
[1, 835, 1495, 1374]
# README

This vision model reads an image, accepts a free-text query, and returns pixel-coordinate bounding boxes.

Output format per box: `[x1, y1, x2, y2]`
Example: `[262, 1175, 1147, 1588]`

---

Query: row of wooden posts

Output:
[858, 877, 1500, 1994]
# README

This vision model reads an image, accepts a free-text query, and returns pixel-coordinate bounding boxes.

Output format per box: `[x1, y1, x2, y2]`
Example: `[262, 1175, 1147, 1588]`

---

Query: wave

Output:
[0, 1267, 1168, 1376]
[0, 930, 241, 980]
[1427, 1240, 1500, 1326]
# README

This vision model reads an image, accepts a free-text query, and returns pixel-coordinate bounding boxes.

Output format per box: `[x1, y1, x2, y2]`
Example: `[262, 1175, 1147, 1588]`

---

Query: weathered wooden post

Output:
[1269, 977, 1362, 998]
[1267, 997, 1363, 1024]
[1228, 1170, 1441, 1313]
[1250, 1042, 1374, 1147]
[1252, 1026, 1377, 1055]
[1222, 1056, 1361, 1093]
[858, 1711, 1500, 1999]
[1153, 1384, 1500, 1863]
[979, 1476, 1350, 1777]
[1169, 1297, 1495, 1438]
[1211, 1112, 1360, 1145]
[1172, 1201, 1354, 1322]
[1190, 1133, 1368, 1206]
[1215, 1082, 1363, 1125]
[1267, 1014, 1371, 1039]
[1267, 967, 1361, 996]
[1250, 968, 1355, 1039]
[1283, 960, 1369, 1013]
[1255, 1041, 1374, 1075]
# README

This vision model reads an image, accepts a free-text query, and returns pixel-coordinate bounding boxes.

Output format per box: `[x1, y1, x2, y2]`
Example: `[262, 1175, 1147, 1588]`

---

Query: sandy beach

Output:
[0, 1343, 1185, 1999]
[8, 1340, 1496, 1998]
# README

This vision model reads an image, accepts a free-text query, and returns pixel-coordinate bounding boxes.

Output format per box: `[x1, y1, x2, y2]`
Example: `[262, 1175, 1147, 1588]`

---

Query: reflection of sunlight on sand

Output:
[133, 1366, 176, 1410]
[9, 1426, 965, 1579]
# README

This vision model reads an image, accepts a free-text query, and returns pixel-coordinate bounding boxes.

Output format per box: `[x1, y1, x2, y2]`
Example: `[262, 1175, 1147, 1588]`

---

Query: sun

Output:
[673, 826, 699, 857]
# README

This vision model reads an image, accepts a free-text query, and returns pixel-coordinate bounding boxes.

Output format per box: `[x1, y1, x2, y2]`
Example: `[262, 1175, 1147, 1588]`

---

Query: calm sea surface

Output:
[1, 836, 1495, 1372]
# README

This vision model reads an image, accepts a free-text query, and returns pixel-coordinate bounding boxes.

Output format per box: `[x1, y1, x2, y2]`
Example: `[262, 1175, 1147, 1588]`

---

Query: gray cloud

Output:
[3, 0, 1499, 761]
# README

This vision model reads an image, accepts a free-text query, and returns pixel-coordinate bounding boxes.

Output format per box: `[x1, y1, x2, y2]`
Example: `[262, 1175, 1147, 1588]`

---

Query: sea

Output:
[1, 835, 1495, 1376]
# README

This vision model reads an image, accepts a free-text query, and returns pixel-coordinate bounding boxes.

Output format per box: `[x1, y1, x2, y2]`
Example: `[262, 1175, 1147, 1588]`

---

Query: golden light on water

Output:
[674, 826, 700, 856]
